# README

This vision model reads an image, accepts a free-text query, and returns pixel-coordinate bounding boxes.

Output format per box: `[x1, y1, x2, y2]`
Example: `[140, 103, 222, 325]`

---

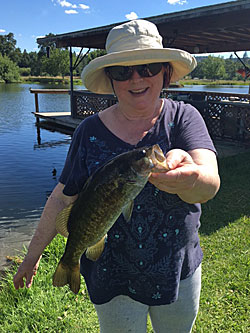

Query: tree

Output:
[0, 54, 20, 83]
[29, 52, 41, 76]
[76, 49, 106, 75]
[190, 61, 204, 79]
[0, 33, 16, 56]
[18, 49, 30, 68]
[41, 48, 69, 77]
[243, 51, 248, 59]
[224, 58, 239, 80]
[38, 33, 57, 59]
[202, 56, 226, 80]
[0, 33, 22, 64]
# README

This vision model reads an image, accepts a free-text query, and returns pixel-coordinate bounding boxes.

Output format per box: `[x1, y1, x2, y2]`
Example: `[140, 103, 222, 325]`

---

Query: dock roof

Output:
[37, 0, 250, 54]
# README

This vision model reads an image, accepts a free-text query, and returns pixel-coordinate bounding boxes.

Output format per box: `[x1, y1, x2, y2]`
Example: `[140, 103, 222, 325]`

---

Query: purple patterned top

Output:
[59, 99, 216, 305]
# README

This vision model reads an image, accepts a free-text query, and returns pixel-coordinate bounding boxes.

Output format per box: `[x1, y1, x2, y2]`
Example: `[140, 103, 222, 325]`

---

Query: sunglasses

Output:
[105, 63, 164, 81]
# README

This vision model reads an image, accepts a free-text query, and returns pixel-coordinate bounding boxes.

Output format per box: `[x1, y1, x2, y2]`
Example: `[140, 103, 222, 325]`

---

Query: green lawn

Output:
[0, 152, 249, 332]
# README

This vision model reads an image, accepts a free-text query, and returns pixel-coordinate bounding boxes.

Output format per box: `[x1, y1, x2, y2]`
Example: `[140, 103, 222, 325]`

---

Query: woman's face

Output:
[112, 66, 165, 112]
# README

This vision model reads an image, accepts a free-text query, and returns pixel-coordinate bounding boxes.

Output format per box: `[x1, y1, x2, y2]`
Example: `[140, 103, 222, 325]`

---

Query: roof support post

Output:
[69, 46, 76, 118]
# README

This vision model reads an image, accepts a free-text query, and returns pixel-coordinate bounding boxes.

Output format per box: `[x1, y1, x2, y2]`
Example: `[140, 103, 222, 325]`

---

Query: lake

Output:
[0, 83, 72, 270]
[0, 82, 249, 271]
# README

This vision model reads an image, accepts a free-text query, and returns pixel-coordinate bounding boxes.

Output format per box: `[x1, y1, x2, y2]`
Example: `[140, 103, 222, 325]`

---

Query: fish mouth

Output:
[148, 144, 170, 173]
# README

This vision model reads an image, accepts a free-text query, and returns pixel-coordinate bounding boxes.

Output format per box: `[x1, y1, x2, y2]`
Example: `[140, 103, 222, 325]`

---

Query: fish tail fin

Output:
[53, 260, 80, 294]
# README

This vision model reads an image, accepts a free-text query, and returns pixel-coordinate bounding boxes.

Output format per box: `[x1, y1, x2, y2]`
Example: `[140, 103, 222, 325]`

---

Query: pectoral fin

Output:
[55, 204, 73, 238]
[85, 235, 107, 261]
[122, 200, 134, 222]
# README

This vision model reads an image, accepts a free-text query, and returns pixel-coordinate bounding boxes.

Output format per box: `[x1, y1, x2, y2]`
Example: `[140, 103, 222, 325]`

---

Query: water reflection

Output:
[35, 123, 73, 146]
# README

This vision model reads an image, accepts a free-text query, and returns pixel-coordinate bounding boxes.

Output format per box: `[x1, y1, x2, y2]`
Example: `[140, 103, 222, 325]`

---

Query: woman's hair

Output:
[163, 62, 173, 89]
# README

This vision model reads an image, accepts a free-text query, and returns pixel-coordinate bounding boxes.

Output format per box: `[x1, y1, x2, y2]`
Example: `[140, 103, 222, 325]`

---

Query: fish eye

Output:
[135, 149, 147, 160]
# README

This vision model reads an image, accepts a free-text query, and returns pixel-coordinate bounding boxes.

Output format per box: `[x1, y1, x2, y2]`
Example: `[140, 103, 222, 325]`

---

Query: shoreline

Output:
[1, 77, 249, 87]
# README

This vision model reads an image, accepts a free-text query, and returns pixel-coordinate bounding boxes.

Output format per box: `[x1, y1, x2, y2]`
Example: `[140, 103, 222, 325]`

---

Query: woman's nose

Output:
[130, 68, 143, 80]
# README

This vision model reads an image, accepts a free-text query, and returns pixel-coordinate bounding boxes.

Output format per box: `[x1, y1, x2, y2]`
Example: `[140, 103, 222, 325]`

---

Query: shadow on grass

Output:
[200, 151, 250, 235]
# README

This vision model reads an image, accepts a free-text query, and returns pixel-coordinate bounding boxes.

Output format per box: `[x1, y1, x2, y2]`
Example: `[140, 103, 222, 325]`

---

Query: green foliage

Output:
[192, 56, 226, 80]
[41, 48, 70, 77]
[0, 33, 16, 58]
[76, 49, 106, 75]
[0, 235, 99, 332]
[191, 55, 250, 81]
[203, 56, 226, 80]
[19, 67, 31, 76]
[0, 54, 20, 83]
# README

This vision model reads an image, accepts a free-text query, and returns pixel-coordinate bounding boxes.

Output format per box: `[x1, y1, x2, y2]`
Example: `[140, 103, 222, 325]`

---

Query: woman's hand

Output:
[13, 256, 41, 289]
[13, 182, 78, 290]
[149, 148, 220, 204]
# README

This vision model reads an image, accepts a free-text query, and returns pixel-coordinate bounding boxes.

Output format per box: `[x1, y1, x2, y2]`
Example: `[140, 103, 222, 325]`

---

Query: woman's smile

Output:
[129, 87, 149, 95]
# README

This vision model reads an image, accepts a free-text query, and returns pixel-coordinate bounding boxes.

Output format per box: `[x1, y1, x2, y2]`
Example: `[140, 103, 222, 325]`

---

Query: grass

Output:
[180, 79, 250, 87]
[20, 76, 83, 85]
[0, 152, 249, 332]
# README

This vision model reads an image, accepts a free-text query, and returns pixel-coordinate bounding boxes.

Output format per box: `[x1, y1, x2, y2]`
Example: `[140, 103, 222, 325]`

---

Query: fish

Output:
[53, 144, 169, 294]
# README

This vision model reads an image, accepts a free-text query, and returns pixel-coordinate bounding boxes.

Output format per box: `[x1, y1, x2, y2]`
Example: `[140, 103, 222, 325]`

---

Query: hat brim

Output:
[81, 48, 197, 94]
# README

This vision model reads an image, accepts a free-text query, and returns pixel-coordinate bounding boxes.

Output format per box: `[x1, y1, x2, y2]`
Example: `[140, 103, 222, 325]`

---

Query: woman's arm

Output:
[13, 182, 78, 289]
[149, 148, 220, 204]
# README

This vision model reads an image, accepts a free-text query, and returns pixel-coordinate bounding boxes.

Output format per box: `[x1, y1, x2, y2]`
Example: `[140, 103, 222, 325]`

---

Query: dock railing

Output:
[30, 88, 70, 113]
[30, 88, 250, 144]
[71, 90, 117, 118]
[162, 90, 250, 144]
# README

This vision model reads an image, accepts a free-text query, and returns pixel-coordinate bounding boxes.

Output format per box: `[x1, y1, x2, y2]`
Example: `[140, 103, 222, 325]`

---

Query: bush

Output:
[19, 67, 31, 76]
[0, 54, 20, 82]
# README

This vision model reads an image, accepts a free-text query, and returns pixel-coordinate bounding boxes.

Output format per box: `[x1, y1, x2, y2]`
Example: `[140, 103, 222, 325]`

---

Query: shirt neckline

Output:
[96, 99, 166, 148]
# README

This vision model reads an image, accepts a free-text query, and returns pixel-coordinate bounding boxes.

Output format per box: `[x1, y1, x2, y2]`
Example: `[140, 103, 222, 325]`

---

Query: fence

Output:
[31, 88, 250, 143]
[163, 90, 250, 143]
[72, 89, 250, 143]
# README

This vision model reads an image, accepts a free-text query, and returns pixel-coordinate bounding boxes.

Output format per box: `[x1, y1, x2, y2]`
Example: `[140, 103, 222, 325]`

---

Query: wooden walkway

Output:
[33, 112, 82, 130]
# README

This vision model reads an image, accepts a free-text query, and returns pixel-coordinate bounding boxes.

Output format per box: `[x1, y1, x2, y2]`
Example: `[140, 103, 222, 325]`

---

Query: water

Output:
[169, 84, 249, 94]
[0, 82, 249, 271]
[0, 83, 72, 270]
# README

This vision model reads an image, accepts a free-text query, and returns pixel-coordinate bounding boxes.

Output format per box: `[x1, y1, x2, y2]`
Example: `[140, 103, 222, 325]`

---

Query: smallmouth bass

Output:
[53, 144, 169, 294]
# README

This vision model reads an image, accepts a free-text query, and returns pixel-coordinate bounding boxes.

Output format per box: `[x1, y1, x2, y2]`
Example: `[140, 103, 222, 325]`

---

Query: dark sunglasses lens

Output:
[106, 66, 132, 81]
[106, 63, 163, 81]
[147, 63, 163, 76]
[135, 63, 163, 77]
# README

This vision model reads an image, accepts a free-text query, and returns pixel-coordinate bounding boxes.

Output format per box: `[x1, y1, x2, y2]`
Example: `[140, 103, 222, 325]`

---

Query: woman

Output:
[13, 20, 220, 332]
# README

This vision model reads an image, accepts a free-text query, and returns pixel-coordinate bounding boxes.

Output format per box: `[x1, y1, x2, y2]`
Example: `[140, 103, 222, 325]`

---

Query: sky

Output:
[0, 0, 245, 57]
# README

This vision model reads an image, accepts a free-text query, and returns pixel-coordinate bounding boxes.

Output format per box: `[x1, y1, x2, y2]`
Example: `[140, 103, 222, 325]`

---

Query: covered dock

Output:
[34, 0, 250, 144]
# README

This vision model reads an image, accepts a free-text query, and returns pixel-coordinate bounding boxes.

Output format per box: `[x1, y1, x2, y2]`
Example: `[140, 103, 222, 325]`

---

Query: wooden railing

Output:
[30, 89, 70, 113]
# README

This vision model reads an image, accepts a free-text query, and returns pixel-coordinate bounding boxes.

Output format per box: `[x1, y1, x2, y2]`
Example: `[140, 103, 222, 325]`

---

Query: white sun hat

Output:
[81, 19, 197, 94]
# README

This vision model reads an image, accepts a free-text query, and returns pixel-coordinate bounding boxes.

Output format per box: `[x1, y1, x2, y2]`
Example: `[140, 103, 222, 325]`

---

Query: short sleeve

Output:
[174, 102, 216, 153]
[59, 123, 88, 196]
